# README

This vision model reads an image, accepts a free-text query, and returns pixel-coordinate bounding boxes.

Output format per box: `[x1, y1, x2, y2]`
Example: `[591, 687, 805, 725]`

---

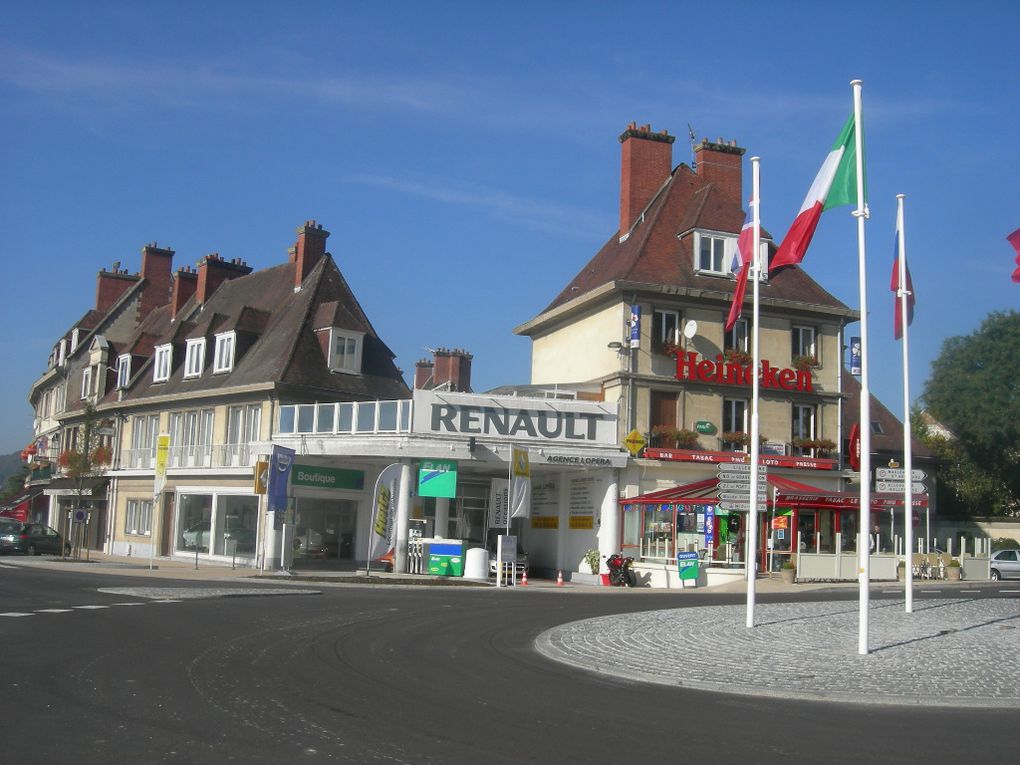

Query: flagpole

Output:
[746, 156, 761, 628]
[897, 193, 914, 613]
[851, 79, 872, 655]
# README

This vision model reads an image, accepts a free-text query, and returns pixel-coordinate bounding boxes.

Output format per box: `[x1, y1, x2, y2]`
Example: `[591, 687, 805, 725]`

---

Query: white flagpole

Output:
[897, 193, 914, 613]
[746, 156, 761, 628]
[851, 79, 872, 655]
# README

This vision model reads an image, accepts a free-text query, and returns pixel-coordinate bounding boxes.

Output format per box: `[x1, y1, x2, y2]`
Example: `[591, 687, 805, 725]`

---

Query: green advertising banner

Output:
[291, 464, 364, 490]
[419, 460, 457, 498]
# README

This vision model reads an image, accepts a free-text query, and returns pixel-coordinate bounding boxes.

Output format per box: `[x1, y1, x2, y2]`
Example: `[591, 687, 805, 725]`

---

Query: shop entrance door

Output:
[293, 501, 357, 568]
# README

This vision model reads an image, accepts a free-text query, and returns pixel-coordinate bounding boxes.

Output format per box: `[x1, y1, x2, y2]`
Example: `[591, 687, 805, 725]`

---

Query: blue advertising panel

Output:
[268, 445, 296, 513]
[630, 305, 641, 348]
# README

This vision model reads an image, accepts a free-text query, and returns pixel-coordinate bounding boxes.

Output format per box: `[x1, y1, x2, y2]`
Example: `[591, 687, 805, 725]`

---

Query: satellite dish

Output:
[682, 320, 698, 340]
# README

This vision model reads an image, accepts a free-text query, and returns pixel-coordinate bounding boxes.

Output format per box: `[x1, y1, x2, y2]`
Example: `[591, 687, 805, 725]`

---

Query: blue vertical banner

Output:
[704, 504, 715, 551]
[629, 305, 641, 348]
[849, 336, 862, 376]
[268, 445, 296, 513]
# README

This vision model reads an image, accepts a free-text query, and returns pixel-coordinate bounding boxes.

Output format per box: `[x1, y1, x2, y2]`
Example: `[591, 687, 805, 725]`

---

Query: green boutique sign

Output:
[291, 464, 365, 491]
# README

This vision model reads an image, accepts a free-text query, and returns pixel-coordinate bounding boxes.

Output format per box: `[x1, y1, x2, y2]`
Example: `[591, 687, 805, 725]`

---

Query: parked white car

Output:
[989, 549, 1020, 581]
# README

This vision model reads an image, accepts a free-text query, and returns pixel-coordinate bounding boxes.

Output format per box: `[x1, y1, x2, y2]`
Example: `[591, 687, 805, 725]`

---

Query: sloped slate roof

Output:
[110, 255, 408, 404]
[537, 163, 852, 320]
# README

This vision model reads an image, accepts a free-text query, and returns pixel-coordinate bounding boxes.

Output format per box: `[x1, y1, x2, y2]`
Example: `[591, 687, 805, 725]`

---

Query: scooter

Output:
[605, 553, 635, 587]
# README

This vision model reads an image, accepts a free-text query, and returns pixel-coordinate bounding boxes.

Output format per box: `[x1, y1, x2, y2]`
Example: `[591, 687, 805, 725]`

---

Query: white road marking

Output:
[0, 612, 34, 617]
[72, 605, 110, 610]
[36, 608, 73, 613]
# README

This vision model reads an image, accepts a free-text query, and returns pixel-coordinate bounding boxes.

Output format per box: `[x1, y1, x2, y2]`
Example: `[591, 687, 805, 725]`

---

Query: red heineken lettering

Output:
[675, 352, 812, 392]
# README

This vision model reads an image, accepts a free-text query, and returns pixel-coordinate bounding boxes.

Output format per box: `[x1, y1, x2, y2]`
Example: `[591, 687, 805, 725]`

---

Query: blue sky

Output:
[2, 1, 1018, 454]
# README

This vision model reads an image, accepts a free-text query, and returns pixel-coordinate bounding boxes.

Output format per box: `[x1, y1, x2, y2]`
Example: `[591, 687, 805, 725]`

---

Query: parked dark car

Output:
[0, 520, 70, 556]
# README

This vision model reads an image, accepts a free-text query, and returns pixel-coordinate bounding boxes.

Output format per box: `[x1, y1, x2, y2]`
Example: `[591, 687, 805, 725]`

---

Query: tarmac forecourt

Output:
[535, 598, 1020, 708]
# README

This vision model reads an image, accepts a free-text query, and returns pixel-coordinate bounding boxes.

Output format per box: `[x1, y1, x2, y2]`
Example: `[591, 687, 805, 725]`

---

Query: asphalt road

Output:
[1, 564, 1014, 764]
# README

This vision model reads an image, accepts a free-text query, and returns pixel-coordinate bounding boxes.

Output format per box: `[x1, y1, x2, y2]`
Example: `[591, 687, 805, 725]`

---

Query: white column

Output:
[434, 497, 450, 539]
[394, 460, 413, 573]
[597, 472, 621, 575]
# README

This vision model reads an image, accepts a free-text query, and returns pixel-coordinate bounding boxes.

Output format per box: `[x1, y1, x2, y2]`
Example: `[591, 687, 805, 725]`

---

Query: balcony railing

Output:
[278, 399, 412, 436]
[121, 442, 272, 470]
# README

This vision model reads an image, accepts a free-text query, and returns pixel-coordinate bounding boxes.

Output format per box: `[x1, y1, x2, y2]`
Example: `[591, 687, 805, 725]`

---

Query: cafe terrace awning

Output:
[621, 475, 928, 510]
[0, 487, 45, 522]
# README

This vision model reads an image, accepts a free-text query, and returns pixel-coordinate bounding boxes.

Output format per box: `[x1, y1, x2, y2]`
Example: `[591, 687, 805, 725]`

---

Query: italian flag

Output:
[770, 114, 862, 273]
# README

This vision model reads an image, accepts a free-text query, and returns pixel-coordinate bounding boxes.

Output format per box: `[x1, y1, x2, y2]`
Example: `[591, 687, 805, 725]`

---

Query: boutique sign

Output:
[674, 352, 813, 393]
[412, 390, 618, 446]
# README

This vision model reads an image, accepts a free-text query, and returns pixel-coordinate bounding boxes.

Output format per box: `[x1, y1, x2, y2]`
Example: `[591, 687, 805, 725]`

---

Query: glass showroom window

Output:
[214, 494, 258, 556]
[125, 499, 152, 536]
[177, 494, 213, 554]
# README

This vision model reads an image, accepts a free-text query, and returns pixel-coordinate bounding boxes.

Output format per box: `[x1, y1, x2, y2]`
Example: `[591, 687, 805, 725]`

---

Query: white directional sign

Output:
[719, 481, 767, 492]
[719, 492, 767, 503]
[876, 467, 926, 481]
[719, 500, 752, 511]
[718, 472, 768, 484]
[876, 480, 926, 494]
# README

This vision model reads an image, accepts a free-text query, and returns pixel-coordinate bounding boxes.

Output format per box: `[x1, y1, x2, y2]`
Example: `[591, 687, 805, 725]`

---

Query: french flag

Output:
[725, 205, 755, 332]
[890, 216, 915, 341]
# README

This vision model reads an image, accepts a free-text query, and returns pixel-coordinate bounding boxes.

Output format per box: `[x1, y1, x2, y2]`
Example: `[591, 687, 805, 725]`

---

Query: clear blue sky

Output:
[2, 1, 1018, 454]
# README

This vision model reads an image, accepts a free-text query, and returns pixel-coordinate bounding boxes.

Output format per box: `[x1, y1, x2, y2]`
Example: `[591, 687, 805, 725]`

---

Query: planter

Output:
[779, 567, 796, 584]
[946, 565, 962, 581]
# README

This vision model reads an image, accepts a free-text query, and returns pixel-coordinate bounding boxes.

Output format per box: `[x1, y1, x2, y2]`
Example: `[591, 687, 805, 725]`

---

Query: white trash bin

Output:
[464, 547, 489, 581]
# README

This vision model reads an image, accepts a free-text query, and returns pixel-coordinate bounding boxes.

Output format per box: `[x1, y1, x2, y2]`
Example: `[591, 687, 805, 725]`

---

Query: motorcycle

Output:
[605, 553, 635, 587]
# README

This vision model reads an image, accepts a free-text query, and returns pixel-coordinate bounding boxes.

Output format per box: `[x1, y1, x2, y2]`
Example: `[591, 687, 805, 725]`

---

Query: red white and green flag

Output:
[770, 114, 862, 273]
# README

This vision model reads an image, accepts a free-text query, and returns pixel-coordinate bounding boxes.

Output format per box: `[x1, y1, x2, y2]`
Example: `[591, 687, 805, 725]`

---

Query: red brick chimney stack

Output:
[138, 243, 175, 320]
[294, 220, 330, 288]
[433, 348, 473, 393]
[196, 253, 253, 305]
[619, 123, 675, 238]
[413, 358, 434, 390]
[95, 262, 136, 314]
[171, 266, 198, 319]
[694, 138, 745, 203]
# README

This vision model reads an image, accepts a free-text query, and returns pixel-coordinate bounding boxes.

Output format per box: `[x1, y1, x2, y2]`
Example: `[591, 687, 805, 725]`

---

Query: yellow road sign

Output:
[623, 428, 646, 456]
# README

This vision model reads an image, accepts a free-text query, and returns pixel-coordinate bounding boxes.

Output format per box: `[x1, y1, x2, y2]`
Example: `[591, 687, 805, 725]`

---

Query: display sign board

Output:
[291, 464, 365, 491]
[418, 460, 457, 498]
[875, 480, 926, 494]
[623, 429, 646, 457]
[677, 551, 700, 582]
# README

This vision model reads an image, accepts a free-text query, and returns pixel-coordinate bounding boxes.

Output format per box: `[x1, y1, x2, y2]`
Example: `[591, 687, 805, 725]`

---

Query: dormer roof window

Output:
[329, 329, 364, 375]
[153, 344, 172, 383]
[184, 338, 206, 379]
[213, 331, 235, 374]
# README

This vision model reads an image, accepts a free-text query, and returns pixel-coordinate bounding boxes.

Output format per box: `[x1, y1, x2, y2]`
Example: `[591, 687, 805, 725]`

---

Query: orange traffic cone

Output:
[556, 570, 564, 586]
[520, 569, 529, 586]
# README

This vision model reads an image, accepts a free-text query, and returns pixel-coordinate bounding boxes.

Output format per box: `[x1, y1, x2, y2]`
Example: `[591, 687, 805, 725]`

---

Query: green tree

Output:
[921, 310, 1020, 516]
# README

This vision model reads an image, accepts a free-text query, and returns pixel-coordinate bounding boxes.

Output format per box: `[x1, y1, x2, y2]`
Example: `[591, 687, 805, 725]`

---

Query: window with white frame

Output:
[116, 355, 131, 389]
[129, 414, 160, 467]
[723, 398, 749, 449]
[225, 404, 261, 464]
[80, 367, 93, 400]
[154, 344, 172, 382]
[724, 318, 748, 353]
[125, 499, 152, 535]
[792, 325, 816, 361]
[329, 329, 364, 374]
[694, 231, 734, 275]
[169, 408, 214, 466]
[184, 338, 206, 379]
[213, 332, 235, 373]
[651, 309, 680, 353]
[792, 404, 816, 454]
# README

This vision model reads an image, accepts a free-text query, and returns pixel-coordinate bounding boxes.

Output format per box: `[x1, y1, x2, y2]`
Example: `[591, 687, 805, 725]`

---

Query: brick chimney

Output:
[433, 348, 473, 393]
[171, 266, 198, 319]
[619, 123, 675, 237]
[694, 138, 745, 203]
[95, 263, 137, 314]
[138, 243, 175, 320]
[293, 220, 330, 289]
[413, 358, 434, 390]
[196, 253, 253, 305]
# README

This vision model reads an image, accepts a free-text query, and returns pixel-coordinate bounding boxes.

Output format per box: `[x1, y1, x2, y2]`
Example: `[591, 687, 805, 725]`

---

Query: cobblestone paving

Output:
[536, 598, 1020, 707]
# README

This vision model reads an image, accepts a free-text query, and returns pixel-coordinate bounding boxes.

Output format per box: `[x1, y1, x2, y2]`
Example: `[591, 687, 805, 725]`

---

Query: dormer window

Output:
[154, 344, 172, 383]
[694, 230, 733, 275]
[184, 338, 206, 379]
[329, 329, 364, 374]
[213, 332, 235, 374]
[116, 355, 131, 389]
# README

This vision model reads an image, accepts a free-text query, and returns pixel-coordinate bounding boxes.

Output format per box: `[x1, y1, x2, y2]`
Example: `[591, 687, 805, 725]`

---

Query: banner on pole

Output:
[368, 463, 402, 561]
[153, 434, 170, 499]
[510, 447, 531, 519]
[267, 445, 296, 513]
[488, 478, 510, 529]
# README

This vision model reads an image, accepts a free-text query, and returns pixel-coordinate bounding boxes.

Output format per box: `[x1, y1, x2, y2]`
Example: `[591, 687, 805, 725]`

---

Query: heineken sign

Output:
[675, 352, 813, 392]
[291, 464, 365, 491]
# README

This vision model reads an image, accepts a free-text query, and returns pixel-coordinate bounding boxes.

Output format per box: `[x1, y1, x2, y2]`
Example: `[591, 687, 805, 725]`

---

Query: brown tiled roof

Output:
[841, 368, 934, 459]
[108, 253, 408, 405]
[538, 163, 852, 320]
